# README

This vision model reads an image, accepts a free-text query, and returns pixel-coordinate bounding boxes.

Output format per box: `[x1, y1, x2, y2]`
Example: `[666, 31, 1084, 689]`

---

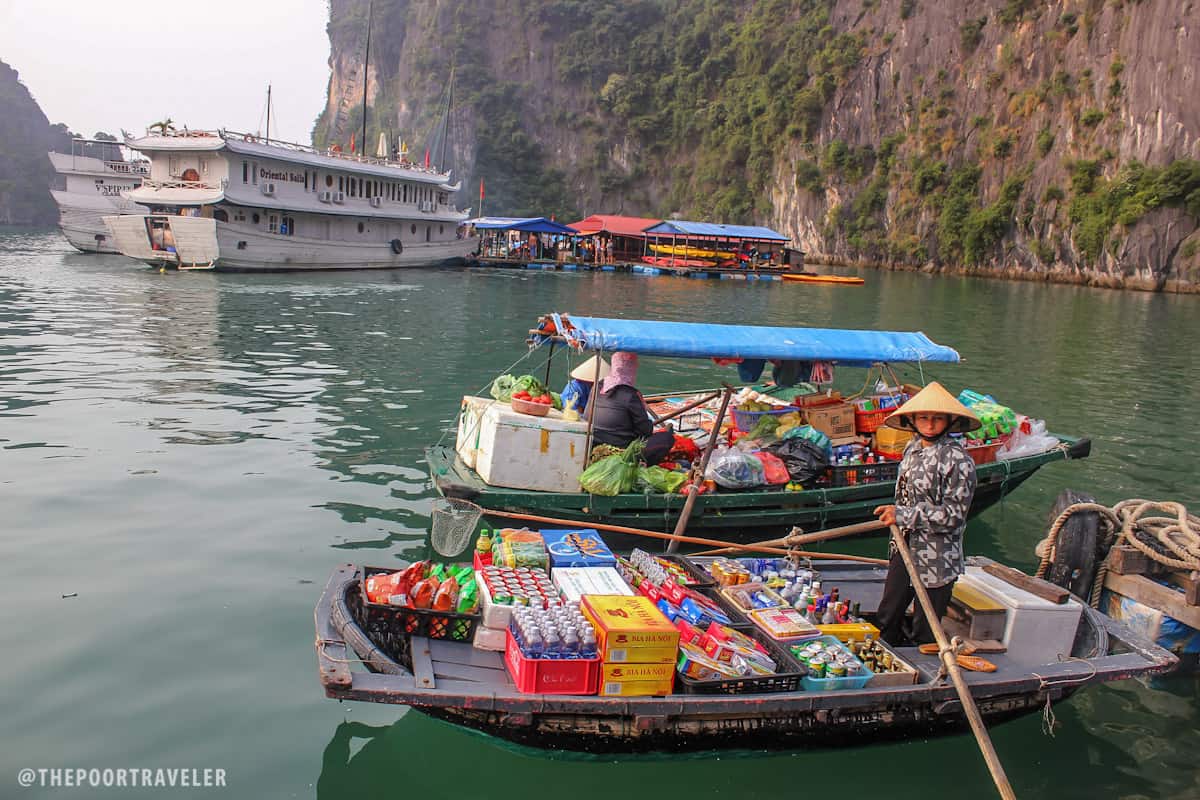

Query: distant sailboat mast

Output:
[438, 66, 454, 171]
[360, 0, 373, 158]
[265, 84, 272, 145]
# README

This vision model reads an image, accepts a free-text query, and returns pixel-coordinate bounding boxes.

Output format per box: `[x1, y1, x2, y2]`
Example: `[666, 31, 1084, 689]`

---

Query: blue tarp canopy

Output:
[643, 220, 789, 241]
[468, 216, 578, 234]
[542, 314, 960, 366]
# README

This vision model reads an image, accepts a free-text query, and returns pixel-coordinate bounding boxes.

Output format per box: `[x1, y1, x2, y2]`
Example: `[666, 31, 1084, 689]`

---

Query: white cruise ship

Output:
[103, 128, 474, 271]
[48, 138, 149, 254]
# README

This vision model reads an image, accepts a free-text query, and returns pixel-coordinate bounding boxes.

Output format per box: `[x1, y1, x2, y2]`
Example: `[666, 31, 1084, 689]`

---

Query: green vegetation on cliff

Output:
[0, 60, 56, 226]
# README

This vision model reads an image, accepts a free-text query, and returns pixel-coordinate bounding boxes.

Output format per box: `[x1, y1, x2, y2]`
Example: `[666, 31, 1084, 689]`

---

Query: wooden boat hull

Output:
[782, 273, 865, 286]
[426, 436, 1090, 541]
[314, 561, 1176, 753]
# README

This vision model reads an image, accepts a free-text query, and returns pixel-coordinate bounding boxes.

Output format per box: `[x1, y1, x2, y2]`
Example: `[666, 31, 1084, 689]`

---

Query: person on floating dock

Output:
[589, 352, 674, 465]
[873, 382, 979, 646]
[560, 355, 609, 418]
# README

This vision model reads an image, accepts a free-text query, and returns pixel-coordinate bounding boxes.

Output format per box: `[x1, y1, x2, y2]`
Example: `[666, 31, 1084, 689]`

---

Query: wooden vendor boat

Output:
[427, 313, 1091, 541]
[313, 556, 1176, 753]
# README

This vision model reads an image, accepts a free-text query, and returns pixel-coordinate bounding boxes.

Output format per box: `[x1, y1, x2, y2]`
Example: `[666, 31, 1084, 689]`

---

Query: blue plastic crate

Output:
[795, 635, 874, 691]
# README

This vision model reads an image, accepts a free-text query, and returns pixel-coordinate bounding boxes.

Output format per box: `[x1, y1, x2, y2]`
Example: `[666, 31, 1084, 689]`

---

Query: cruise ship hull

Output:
[104, 214, 476, 271]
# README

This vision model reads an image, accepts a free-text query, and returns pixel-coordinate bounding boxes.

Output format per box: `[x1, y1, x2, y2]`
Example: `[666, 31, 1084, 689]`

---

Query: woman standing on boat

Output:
[873, 382, 979, 646]
[589, 352, 675, 465]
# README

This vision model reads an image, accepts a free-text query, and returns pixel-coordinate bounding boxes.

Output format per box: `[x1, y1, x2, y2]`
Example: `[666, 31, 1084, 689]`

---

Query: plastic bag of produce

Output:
[996, 419, 1059, 460]
[780, 424, 832, 457]
[489, 374, 516, 402]
[579, 439, 645, 495]
[638, 466, 688, 494]
[705, 446, 766, 489]
[746, 414, 781, 441]
[765, 438, 830, 484]
[751, 451, 790, 485]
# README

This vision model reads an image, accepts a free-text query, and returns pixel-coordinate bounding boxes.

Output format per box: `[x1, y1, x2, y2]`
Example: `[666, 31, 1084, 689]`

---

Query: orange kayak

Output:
[782, 273, 865, 286]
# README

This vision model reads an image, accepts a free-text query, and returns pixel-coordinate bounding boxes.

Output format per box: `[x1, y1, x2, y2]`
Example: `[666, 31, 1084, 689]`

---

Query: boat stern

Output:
[103, 214, 220, 269]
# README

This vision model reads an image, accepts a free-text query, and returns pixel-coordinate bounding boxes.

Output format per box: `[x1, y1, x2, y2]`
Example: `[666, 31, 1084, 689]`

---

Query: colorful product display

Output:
[492, 528, 550, 570]
[540, 528, 617, 568]
[364, 561, 479, 615]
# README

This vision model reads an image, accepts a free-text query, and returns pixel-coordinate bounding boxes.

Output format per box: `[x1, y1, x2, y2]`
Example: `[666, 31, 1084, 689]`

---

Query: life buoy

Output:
[243, 134, 254, 142]
[390, 239, 404, 255]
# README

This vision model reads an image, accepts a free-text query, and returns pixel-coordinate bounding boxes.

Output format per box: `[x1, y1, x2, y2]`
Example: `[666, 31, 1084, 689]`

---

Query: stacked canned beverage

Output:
[480, 566, 560, 610]
[629, 548, 700, 586]
[510, 604, 599, 660]
[790, 639, 865, 679]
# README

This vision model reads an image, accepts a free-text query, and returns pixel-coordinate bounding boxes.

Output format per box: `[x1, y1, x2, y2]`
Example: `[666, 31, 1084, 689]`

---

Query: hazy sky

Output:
[0, 0, 332, 144]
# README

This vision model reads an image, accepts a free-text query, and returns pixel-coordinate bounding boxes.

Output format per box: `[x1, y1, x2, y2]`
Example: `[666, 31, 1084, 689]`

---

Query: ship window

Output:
[358, 177, 364, 197]
[425, 226, 431, 242]
[440, 224, 444, 235]
[252, 212, 261, 224]
[242, 161, 248, 183]
[252, 162, 258, 185]
[411, 224, 416, 235]
[214, 209, 228, 222]
[357, 222, 365, 234]
[403, 184, 408, 202]
[325, 174, 333, 188]
[234, 211, 246, 222]
[338, 175, 344, 192]
[349, 179, 355, 198]
[268, 214, 278, 233]
[200, 157, 209, 174]
[304, 171, 309, 190]
[281, 216, 294, 236]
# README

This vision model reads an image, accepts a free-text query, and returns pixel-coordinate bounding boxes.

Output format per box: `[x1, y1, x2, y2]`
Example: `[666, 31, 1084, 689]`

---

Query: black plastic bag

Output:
[764, 438, 829, 484]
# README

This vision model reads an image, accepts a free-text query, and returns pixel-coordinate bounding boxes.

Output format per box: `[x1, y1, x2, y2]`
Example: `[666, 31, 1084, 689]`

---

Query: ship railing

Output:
[220, 130, 450, 178]
[105, 161, 150, 175]
[140, 178, 228, 191]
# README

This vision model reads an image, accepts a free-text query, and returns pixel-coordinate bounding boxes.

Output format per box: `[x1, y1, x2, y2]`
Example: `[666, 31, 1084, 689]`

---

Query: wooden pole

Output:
[889, 524, 1017, 800]
[695, 519, 888, 556]
[581, 348, 603, 459]
[666, 385, 733, 554]
[476, 507, 887, 564]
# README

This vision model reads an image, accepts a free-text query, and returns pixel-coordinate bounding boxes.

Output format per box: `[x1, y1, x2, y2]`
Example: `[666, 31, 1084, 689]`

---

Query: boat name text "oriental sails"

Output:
[259, 168, 306, 184]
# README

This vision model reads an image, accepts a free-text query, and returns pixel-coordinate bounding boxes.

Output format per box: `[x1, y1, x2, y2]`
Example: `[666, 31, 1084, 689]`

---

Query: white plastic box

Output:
[959, 566, 1083, 665]
[552, 567, 635, 604]
[465, 397, 590, 493]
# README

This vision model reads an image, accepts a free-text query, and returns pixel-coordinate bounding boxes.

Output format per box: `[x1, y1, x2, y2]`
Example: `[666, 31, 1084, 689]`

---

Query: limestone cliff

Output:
[0, 60, 56, 227]
[316, 0, 1200, 290]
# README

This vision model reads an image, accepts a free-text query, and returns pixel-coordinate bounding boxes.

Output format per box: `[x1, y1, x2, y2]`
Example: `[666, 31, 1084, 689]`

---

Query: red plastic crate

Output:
[504, 629, 601, 695]
[965, 441, 1003, 465]
[853, 406, 890, 433]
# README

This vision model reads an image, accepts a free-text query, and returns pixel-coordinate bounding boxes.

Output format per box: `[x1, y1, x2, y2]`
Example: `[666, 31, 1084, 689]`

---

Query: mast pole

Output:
[265, 84, 271, 144]
[438, 66, 454, 171]
[361, 0, 373, 159]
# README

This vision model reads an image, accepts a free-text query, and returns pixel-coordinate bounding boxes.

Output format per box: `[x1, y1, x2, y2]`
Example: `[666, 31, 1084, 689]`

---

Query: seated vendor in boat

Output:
[560, 355, 609, 417]
[590, 351, 675, 465]
[873, 382, 979, 646]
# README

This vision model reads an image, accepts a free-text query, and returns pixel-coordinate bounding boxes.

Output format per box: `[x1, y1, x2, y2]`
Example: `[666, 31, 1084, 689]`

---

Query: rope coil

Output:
[1034, 499, 1200, 608]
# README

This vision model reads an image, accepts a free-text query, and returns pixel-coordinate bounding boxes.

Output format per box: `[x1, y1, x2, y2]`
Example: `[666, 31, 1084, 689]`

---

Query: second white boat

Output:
[104, 128, 475, 271]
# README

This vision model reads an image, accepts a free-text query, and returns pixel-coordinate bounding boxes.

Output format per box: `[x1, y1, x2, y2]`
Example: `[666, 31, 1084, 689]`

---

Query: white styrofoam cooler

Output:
[455, 396, 497, 469]
[959, 566, 1083, 665]
[458, 396, 590, 493]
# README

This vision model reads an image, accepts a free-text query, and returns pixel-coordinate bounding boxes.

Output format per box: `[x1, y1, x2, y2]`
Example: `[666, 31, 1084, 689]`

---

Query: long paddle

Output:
[889, 524, 1017, 800]
[475, 507, 887, 565]
[695, 519, 888, 556]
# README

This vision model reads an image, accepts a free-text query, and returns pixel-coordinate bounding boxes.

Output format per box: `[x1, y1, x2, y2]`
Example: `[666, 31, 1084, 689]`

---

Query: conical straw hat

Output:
[570, 355, 611, 381]
[884, 381, 981, 433]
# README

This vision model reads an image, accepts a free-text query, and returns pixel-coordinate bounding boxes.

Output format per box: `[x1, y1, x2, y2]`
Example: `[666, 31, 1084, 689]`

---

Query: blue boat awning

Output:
[468, 217, 578, 234]
[539, 314, 960, 366]
[643, 220, 789, 241]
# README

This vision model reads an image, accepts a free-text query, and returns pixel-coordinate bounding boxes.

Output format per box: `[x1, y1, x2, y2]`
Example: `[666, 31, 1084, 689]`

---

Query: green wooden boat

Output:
[427, 313, 1092, 542]
[427, 435, 1090, 540]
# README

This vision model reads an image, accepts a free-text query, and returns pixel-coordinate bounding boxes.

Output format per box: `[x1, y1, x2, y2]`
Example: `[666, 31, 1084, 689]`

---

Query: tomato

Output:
[537, 395, 552, 404]
[513, 391, 531, 400]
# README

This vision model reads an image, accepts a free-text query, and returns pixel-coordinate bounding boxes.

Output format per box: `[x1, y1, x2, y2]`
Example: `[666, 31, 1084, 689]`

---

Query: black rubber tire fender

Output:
[390, 239, 404, 255]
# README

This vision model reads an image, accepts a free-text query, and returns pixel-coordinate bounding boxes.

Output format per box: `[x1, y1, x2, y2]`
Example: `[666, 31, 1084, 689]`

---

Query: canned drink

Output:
[845, 661, 863, 676]
[493, 592, 514, 605]
[807, 656, 826, 679]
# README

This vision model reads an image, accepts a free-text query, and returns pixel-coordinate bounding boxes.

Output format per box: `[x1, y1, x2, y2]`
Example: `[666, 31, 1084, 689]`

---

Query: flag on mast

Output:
[424, 148, 430, 169]
[350, 133, 356, 154]
[479, 177, 485, 202]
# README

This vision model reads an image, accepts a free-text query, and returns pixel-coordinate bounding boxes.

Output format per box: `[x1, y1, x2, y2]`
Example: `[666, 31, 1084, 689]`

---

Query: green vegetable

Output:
[489, 374, 516, 402]
[550, 391, 562, 410]
[579, 439, 645, 496]
[637, 466, 688, 494]
[746, 414, 781, 440]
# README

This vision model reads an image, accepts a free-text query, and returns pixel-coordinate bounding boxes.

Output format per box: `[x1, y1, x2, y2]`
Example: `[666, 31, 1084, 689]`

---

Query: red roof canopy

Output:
[566, 214, 662, 237]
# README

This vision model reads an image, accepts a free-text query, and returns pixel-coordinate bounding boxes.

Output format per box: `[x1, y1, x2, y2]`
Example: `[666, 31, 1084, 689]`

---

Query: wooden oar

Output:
[475, 507, 887, 565]
[889, 524, 1017, 800]
[695, 519, 888, 556]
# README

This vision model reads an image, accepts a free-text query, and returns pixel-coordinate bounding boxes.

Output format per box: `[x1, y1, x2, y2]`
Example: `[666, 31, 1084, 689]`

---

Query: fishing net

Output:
[430, 498, 483, 557]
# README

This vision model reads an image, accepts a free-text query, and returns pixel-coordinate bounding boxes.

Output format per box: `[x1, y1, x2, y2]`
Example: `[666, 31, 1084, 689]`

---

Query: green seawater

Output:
[2, 232, 1198, 799]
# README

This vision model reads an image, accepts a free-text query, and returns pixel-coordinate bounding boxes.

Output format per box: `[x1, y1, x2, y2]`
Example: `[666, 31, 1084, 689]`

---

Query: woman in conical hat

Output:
[559, 355, 610, 417]
[873, 382, 980, 646]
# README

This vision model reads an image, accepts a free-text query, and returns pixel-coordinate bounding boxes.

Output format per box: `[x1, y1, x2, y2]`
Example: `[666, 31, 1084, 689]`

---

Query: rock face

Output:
[316, 0, 1200, 290]
[0, 60, 56, 227]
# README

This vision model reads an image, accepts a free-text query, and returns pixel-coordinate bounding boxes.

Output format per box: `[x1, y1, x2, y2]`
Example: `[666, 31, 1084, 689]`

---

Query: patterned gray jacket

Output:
[893, 435, 978, 588]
